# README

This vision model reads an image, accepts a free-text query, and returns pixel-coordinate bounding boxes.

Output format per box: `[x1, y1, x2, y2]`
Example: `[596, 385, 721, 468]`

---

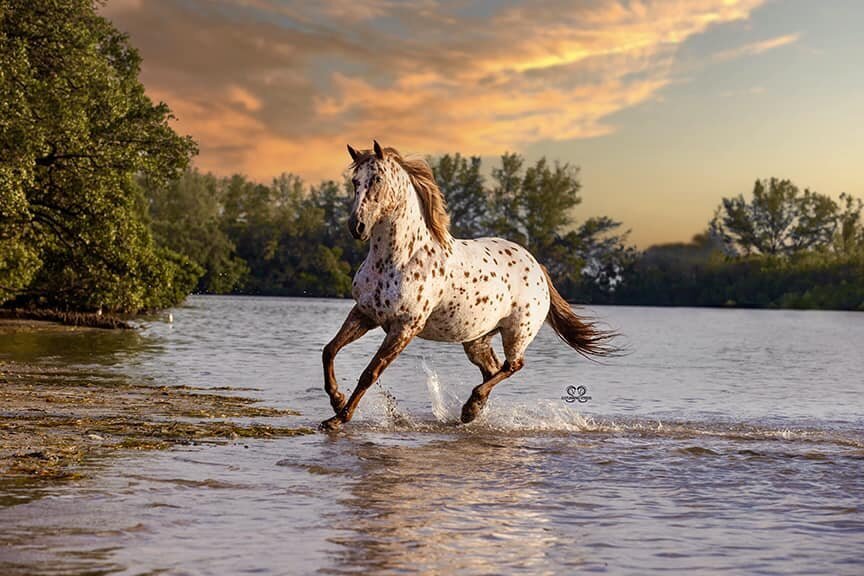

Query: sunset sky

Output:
[103, 0, 863, 247]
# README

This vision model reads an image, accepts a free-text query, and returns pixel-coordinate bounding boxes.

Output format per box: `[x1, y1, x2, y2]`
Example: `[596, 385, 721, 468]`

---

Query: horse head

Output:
[346, 140, 400, 241]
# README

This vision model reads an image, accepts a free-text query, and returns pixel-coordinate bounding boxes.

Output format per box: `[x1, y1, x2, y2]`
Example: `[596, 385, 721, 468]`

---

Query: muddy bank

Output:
[0, 358, 312, 480]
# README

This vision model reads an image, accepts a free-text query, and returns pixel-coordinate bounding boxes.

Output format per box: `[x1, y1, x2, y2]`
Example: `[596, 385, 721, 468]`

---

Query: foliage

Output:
[616, 248, 864, 310]
[141, 172, 361, 298]
[0, 0, 198, 312]
[711, 178, 838, 256]
[160, 167, 858, 309]
[144, 170, 248, 293]
[486, 153, 525, 243]
[609, 178, 864, 311]
[834, 193, 864, 255]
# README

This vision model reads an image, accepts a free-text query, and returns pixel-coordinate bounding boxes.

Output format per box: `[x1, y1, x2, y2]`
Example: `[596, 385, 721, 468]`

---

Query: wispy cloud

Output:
[713, 33, 800, 62]
[103, 0, 773, 181]
[719, 85, 766, 98]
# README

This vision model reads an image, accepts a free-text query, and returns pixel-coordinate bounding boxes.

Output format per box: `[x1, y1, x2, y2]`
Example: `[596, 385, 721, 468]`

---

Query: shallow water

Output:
[1, 296, 862, 575]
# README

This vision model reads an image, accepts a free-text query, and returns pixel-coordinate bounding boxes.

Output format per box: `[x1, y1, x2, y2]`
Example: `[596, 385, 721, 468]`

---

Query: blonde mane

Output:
[351, 147, 452, 246]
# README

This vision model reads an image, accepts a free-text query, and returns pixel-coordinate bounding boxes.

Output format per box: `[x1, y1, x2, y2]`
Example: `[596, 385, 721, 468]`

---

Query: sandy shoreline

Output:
[0, 319, 312, 480]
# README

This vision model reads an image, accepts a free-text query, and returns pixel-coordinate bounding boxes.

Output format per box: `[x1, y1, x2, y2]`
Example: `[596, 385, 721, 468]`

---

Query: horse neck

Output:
[369, 181, 435, 268]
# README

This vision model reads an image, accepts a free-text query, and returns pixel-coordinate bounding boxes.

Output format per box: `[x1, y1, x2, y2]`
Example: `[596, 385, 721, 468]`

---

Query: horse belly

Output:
[418, 295, 506, 342]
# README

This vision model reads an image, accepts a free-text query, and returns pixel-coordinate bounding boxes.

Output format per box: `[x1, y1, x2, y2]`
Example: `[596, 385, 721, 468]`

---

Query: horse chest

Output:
[352, 257, 445, 326]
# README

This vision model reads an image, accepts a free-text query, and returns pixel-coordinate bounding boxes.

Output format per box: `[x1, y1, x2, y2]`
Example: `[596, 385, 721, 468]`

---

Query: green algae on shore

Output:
[0, 359, 312, 480]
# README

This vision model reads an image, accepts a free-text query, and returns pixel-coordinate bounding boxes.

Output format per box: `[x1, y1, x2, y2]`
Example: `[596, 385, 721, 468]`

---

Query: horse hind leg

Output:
[460, 331, 528, 424]
[462, 322, 540, 424]
[460, 358, 524, 424]
[462, 332, 502, 381]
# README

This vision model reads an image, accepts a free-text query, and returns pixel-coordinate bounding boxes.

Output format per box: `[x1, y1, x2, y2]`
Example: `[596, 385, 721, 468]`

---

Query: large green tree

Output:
[0, 0, 198, 312]
[711, 178, 838, 256]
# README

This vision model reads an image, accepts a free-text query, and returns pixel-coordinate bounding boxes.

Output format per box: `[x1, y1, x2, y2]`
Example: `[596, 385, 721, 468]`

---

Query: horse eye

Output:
[375, 175, 382, 183]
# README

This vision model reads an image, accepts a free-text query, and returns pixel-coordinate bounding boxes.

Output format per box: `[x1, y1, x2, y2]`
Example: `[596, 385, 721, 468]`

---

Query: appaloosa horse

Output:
[320, 141, 614, 430]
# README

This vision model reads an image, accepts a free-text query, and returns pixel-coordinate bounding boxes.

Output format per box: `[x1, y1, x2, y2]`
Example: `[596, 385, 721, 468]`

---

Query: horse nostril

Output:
[357, 222, 366, 235]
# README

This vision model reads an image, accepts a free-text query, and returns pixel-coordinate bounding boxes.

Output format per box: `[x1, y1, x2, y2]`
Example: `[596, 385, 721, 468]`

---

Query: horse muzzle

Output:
[348, 215, 367, 241]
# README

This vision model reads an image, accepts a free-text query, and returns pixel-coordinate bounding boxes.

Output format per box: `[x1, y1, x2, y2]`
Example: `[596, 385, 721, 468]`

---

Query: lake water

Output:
[1, 296, 862, 575]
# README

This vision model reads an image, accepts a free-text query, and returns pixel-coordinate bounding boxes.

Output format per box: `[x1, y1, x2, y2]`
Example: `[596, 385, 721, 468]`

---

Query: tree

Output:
[0, 0, 198, 312]
[144, 170, 248, 293]
[429, 154, 488, 238]
[711, 178, 838, 256]
[308, 179, 365, 272]
[215, 173, 357, 297]
[834, 193, 864, 255]
[568, 217, 636, 301]
[487, 153, 526, 243]
[220, 174, 285, 293]
[518, 158, 583, 258]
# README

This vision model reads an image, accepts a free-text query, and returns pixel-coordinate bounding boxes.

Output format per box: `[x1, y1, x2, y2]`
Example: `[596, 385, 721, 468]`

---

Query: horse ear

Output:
[347, 144, 359, 162]
[373, 140, 384, 160]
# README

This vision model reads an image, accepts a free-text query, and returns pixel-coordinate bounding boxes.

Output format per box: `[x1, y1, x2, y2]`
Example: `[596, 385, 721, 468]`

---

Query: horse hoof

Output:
[319, 416, 342, 432]
[460, 399, 486, 424]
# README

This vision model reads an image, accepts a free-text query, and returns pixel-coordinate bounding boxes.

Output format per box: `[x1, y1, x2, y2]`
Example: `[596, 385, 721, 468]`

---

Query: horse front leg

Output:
[320, 325, 416, 431]
[323, 306, 377, 414]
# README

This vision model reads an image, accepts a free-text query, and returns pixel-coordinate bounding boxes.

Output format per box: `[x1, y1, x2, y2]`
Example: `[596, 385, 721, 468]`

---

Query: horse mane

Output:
[351, 147, 452, 247]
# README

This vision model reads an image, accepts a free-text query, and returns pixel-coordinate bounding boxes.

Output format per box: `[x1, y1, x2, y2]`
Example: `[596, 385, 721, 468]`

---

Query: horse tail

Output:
[542, 266, 617, 359]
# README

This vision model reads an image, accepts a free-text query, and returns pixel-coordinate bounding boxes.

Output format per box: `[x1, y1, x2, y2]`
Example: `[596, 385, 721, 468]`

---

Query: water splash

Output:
[422, 361, 462, 423]
[353, 381, 417, 428]
[421, 361, 600, 433]
[379, 383, 416, 428]
[476, 399, 603, 433]
[352, 365, 864, 450]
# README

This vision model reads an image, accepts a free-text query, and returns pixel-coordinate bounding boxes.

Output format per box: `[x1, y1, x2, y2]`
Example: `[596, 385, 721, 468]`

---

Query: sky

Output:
[102, 0, 864, 247]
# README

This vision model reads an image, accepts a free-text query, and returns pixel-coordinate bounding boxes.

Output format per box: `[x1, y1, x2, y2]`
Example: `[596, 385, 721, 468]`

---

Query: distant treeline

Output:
[143, 168, 864, 311]
[613, 180, 864, 310]
[2, 0, 863, 314]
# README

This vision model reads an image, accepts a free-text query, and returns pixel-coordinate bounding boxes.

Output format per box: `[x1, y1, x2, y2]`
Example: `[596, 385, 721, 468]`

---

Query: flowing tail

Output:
[542, 266, 617, 358]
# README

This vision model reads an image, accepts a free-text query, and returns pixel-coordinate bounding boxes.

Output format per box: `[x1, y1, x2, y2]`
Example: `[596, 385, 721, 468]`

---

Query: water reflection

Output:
[322, 434, 581, 575]
[0, 321, 152, 366]
[2, 297, 862, 575]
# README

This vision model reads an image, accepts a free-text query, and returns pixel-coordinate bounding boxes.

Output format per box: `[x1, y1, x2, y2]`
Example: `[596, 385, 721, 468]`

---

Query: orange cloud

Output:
[105, 0, 774, 182]
[227, 85, 263, 112]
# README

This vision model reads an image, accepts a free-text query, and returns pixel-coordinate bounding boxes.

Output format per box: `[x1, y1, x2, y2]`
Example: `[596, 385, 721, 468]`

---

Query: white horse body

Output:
[422, 238, 549, 345]
[320, 142, 612, 430]
[356, 236, 550, 345]
[350, 161, 549, 349]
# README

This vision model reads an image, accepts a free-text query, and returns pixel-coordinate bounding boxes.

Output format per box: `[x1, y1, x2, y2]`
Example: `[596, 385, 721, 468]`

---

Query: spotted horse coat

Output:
[320, 141, 615, 430]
